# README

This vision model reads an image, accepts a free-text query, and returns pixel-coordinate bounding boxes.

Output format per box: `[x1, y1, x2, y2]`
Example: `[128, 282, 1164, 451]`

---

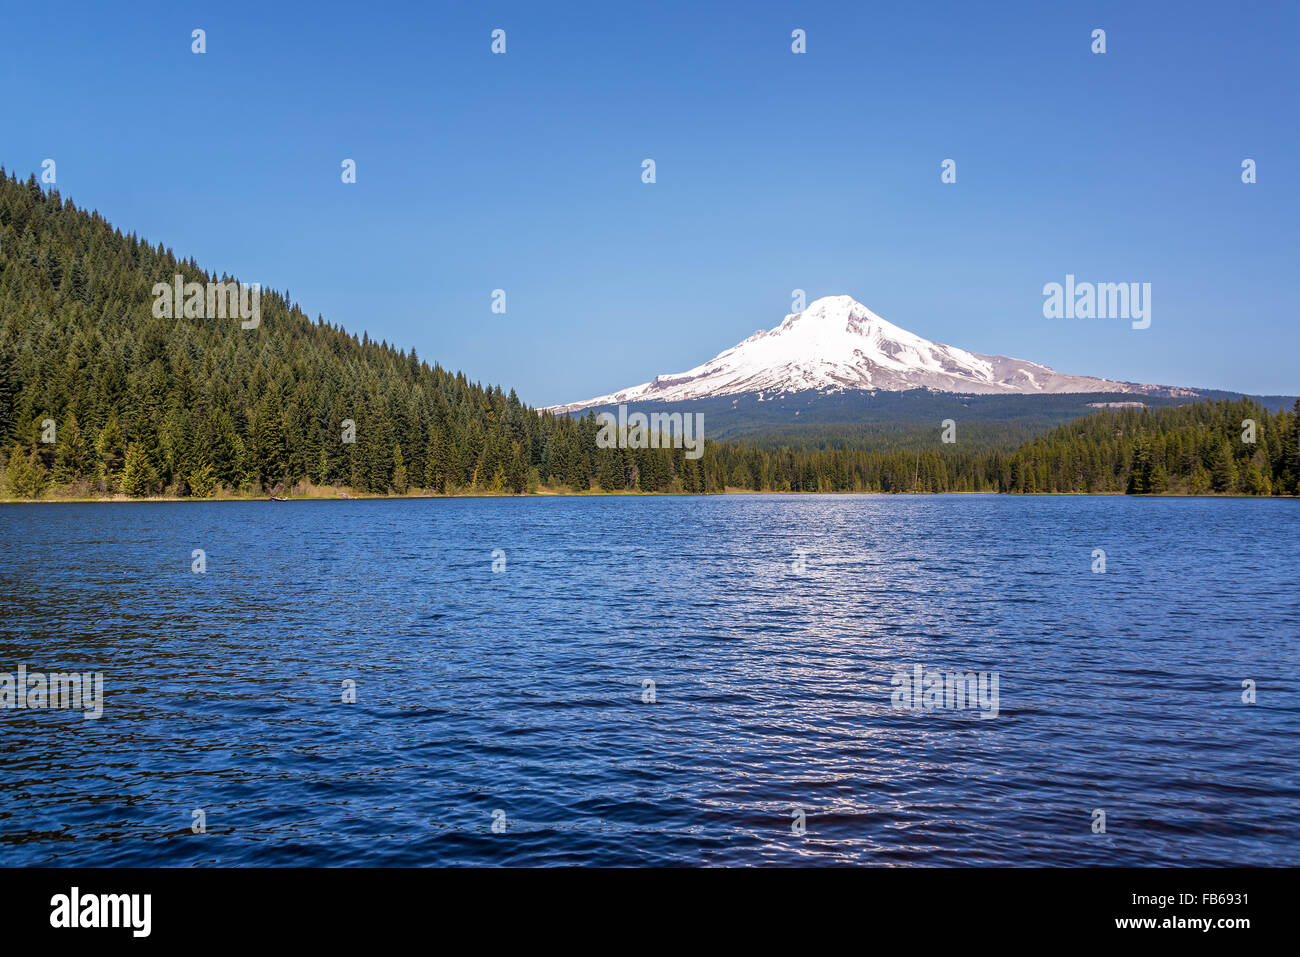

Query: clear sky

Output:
[3, 0, 1296, 404]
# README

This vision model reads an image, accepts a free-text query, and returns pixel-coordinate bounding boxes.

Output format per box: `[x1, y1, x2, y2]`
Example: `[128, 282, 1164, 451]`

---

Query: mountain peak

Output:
[546, 296, 1193, 411]
[792, 293, 871, 317]
[778, 295, 910, 340]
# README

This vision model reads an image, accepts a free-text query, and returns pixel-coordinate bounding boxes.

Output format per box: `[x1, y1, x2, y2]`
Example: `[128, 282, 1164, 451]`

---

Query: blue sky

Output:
[3, 0, 1296, 404]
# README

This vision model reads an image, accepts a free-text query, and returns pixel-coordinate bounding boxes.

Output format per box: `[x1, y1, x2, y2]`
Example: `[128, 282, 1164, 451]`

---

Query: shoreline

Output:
[0, 489, 1289, 504]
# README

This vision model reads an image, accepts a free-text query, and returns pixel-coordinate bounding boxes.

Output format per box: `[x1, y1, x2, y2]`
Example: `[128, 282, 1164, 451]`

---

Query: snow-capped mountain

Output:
[548, 295, 1194, 412]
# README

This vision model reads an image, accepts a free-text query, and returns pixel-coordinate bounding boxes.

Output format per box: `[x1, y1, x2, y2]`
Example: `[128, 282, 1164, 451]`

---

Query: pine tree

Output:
[251, 396, 289, 490]
[208, 408, 243, 488]
[392, 443, 408, 493]
[52, 412, 89, 484]
[120, 442, 157, 497]
[3, 445, 49, 498]
[188, 463, 218, 497]
[94, 414, 126, 492]
[424, 426, 449, 493]
[1210, 439, 1238, 493]
[507, 442, 526, 494]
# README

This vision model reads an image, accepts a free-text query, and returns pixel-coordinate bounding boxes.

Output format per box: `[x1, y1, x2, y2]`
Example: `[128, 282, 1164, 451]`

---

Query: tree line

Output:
[702, 396, 1298, 495]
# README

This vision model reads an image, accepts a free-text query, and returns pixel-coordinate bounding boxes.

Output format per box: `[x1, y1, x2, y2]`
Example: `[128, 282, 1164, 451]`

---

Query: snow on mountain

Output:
[547, 295, 1194, 412]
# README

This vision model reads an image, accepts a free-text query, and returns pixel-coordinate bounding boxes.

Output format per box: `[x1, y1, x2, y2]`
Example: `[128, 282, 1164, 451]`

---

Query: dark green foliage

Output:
[999, 398, 1297, 496]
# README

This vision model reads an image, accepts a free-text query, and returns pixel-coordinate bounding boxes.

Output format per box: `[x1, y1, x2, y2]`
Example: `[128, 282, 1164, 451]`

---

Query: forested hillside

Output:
[1, 171, 1296, 499]
[599, 388, 1241, 452]
[0, 171, 718, 497]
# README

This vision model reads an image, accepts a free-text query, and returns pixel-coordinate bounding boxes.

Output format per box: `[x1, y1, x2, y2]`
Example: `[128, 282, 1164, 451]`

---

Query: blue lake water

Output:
[0, 494, 1296, 866]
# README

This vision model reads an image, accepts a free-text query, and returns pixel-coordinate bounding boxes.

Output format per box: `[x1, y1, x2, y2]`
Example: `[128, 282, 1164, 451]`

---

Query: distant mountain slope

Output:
[550, 295, 1198, 411]
[563, 388, 1298, 452]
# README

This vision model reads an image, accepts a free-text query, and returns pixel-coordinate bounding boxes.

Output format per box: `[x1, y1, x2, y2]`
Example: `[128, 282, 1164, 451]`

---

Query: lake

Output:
[0, 494, 1296, 866]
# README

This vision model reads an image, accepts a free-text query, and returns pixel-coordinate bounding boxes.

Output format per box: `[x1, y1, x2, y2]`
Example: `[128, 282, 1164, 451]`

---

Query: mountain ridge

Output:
[548, 295, 1198, 412]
